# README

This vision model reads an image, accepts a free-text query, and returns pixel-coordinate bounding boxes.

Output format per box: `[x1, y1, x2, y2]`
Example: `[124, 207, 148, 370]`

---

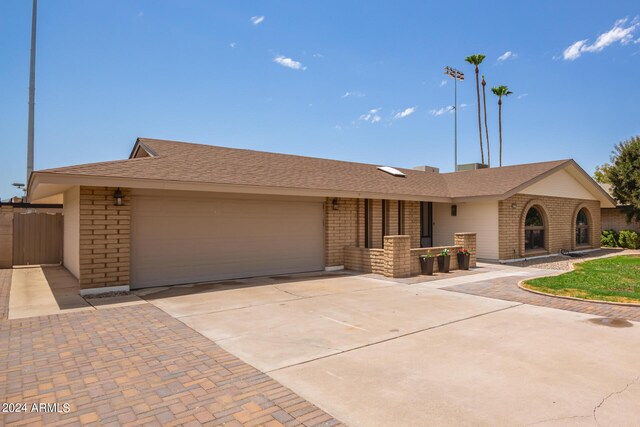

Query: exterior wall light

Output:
[332, 198, 339, 210]
[113, 188, 124, 206]
[511, 203, 517, 209]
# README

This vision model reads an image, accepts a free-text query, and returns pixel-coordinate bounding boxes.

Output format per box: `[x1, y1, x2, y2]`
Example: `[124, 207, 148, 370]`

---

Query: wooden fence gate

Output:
[13, 212, 63, 266]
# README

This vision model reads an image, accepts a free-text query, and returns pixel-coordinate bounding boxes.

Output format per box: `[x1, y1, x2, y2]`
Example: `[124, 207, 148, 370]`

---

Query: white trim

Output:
[80, 285, 130, 296]
[324, 265, 344, 271]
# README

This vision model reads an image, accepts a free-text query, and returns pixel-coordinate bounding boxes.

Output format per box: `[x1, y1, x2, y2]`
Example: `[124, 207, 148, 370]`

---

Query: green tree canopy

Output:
[597, 135, 640, 221]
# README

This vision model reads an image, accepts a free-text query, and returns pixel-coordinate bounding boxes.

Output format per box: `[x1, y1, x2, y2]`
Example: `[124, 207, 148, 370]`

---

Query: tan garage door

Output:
[131, 191, 325, 289]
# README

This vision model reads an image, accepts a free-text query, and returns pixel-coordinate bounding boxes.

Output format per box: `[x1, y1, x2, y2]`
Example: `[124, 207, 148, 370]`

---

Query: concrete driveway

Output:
[138, 266, 640, 426]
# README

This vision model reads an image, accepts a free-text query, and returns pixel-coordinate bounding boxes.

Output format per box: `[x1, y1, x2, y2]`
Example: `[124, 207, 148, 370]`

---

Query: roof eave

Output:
[27, 171, 453, 203]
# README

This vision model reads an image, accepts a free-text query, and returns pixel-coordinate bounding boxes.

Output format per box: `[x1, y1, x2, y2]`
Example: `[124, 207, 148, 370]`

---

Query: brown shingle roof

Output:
[36, 138, 575, 200]
[442, 159, 570, 198]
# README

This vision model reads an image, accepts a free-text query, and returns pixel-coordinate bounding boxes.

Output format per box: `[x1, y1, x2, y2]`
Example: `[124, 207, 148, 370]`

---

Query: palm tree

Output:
[481, 75, 490, 167]
[465, 54, 486, 164]
[491, 85, 513, 167]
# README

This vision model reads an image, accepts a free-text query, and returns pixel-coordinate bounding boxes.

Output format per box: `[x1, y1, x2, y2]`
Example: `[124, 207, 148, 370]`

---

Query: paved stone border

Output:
[517, 252, 640, 307]
[0, 270, 342, 427]
[443, 273, 640, 322]
[518, 280, 640, 307]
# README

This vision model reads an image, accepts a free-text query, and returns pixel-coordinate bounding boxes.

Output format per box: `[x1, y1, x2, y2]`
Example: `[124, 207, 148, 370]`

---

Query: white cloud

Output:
[137, 11, 144, 17]
[229, 42, 236, 48]
[341, 91, 365, 99]
[440, 80, 447, 87]
[563, 40, 588, 60]
[517, 93, 528, 99]
[250, 15, 265, 25]
[429, 106, 454, 116]
[313, 53, 324, 58]
[273, 55, 306, 70]
[359, 108, 382, 123]
[394, 107, 416, 119]
[497, 51, 516, 61]
[459, 103, 467, 108]
[563, 17, 639, 60]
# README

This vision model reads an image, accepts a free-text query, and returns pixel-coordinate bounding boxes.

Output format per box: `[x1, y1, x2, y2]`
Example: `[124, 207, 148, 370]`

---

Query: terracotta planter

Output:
[457, 253, 470, 270]
[437, 255, 450, 273]
[419, 256, 435, 275]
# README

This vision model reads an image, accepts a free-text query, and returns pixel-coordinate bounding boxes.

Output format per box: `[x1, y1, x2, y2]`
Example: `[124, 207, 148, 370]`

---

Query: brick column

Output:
[0, 206, 13, 268]
[383, 235, 411, 278]
[79, 187, 130, 292]
[454, 232, 477, 267]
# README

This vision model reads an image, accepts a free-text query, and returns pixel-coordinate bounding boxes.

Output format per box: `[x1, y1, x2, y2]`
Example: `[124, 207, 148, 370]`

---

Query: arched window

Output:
[524, 207, 545, 250]
[576, 208, 589, 245]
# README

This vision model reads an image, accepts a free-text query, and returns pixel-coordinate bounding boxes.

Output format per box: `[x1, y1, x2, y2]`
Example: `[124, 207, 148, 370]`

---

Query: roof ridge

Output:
[138, 137, 426, 173]
[439, 159, 571, 176]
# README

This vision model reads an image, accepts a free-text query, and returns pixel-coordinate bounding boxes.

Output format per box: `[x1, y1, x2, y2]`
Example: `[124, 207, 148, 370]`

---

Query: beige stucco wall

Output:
[432, 201, 499, 260]
[63, 186, 80, 279]
[520, 169, 597, 200]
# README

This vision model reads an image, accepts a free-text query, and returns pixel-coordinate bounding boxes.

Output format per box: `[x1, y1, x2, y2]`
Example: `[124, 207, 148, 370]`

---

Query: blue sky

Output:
[1, 1, 639, 198]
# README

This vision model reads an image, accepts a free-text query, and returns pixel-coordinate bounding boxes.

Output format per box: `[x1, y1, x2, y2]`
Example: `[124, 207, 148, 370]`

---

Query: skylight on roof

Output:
[377, 166, 406, 177]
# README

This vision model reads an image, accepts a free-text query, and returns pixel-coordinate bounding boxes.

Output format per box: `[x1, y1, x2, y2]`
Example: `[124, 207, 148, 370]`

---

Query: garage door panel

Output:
[131, 195, 324, 288]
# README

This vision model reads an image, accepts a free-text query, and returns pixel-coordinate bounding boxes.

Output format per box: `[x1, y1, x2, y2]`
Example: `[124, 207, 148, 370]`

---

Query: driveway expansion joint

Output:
[266, 302, 524, 373]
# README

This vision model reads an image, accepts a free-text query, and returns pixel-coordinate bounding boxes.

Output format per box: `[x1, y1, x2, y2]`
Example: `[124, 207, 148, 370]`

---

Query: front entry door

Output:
[420, 202, 433, 247]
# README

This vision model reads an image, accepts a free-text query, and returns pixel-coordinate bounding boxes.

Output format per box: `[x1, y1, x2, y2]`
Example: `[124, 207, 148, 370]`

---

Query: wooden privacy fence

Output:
[13, 212, 63, 266]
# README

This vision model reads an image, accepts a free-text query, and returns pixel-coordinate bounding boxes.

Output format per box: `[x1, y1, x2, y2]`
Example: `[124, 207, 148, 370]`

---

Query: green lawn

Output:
[523, 255, 640, 304]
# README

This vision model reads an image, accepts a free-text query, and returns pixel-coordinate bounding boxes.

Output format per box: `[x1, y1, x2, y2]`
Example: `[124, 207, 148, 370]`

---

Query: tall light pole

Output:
[27, 0, 38, 187]
[444, 66, 464, 171]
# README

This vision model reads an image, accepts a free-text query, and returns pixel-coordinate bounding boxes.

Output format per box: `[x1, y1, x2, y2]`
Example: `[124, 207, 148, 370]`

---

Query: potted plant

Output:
[437, 248, 451, 273]
[419, 253, 435, 275]
[457, 248, 471, 270]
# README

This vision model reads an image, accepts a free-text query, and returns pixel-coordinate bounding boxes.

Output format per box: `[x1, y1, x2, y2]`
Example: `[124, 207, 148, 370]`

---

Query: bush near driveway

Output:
[523, 255, 640, 304]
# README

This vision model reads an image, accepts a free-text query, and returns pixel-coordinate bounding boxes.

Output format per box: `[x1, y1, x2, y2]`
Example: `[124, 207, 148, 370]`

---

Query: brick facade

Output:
[601, 207, 640, 233]
[455, 232, 477, 266]
[79, 187, 130, 290]
[383, 235, 411, 278]
[345, 234, 477, 278]
[498, 194, 601, 260]
[344, 247, 385, 274]
[324, 198, 359, 267]
[327, 198, 422, 269]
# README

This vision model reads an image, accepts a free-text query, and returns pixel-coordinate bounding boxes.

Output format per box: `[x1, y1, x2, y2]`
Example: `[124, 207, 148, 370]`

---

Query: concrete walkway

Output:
[7, 266, 145, 319]
[8, 266, 92, 319]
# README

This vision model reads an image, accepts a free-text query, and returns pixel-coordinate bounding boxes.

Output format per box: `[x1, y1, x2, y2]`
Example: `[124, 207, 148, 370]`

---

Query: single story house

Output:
[27, 138, 615, 294]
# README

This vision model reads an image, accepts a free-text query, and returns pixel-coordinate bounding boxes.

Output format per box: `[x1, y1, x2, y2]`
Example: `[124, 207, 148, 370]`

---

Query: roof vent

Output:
[413, 165, 440, 173]
[456, 163, 489, 171]
[377, 166, 406, 177]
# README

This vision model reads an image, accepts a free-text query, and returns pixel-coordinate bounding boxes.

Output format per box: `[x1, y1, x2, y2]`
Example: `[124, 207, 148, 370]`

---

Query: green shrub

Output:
[601, 229, 619, 247]
[618, 230, 640, 249]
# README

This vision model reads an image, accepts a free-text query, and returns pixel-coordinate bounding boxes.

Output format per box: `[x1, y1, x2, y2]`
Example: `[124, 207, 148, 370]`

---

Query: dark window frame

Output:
[364, 199, 372, 248]
[576, 208, 590, 245]
[398, 200, 404, 234]
[524, 207, 545, 251]
[381, 199, 387, 242]
[420, 201, 433, 248]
